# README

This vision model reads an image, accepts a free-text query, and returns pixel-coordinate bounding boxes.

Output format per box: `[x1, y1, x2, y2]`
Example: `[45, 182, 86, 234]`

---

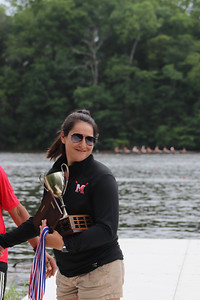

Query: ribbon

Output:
[28, 226, 49, 300]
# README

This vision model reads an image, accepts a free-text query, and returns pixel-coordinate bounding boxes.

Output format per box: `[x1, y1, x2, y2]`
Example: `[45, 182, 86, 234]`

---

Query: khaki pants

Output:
[56, 260, 124, 300]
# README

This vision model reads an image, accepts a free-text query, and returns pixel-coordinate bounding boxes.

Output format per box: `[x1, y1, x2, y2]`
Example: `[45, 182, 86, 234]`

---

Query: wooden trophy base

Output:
[55, 215, 93, 237]
[33, 191, 63, 233]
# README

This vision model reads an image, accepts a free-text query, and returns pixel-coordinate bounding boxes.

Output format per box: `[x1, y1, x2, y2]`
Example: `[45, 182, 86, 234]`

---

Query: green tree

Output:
[1, 0, 200, 151]
[111, 0, 159, 64]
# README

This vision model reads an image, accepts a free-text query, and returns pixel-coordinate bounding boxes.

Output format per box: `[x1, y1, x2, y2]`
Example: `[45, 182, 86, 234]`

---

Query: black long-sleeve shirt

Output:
[0, 154, 123, 277]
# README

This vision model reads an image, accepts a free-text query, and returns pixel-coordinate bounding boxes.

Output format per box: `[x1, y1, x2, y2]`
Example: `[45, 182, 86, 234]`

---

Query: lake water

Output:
[0, 151, 200, 291]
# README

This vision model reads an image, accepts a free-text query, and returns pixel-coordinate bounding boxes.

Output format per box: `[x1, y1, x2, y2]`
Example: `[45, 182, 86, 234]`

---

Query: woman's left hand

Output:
[45, 252, 57, 278]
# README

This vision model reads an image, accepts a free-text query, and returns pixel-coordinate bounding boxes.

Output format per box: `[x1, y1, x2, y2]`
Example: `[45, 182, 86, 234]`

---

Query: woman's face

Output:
[61, 121, 94, 166]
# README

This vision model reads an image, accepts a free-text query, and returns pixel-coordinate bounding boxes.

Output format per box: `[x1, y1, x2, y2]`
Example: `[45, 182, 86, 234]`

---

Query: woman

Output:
[0, 109, 124, 300]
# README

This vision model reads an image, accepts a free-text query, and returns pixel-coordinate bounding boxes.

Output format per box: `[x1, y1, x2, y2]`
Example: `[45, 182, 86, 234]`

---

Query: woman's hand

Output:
[45, 252, 57, 278]
[40, 219, 64, 251]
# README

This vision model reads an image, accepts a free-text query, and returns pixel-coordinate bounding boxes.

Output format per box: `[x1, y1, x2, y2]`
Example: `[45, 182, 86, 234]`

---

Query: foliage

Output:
[0, 0, 200, 151]
[5, 282, 27, 300]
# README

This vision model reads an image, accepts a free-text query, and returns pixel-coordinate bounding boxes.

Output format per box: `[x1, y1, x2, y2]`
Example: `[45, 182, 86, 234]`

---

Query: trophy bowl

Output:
[44, 172, 64, 197]
[43, 164, 69, 217]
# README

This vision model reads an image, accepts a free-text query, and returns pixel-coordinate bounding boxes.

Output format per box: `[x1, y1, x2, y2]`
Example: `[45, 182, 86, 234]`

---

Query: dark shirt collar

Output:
[69, 154, 93, 176]
[52, 154, 93, 176]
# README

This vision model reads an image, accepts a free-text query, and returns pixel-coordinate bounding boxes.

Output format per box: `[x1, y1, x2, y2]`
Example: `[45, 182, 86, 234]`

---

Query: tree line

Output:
[0, 0, 200, 151]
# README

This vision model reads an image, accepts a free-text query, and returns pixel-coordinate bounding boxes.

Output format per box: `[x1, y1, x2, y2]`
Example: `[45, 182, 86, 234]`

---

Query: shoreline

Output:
[95, 150, 200, 154]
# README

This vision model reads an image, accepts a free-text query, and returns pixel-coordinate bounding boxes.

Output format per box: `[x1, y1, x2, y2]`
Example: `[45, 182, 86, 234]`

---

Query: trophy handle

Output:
[61, 163, 69, 195]
[39, 173, 48, 192]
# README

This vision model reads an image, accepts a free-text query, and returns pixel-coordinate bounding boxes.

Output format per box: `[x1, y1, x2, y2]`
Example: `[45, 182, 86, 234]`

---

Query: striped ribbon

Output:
[28, 226, 49, 300]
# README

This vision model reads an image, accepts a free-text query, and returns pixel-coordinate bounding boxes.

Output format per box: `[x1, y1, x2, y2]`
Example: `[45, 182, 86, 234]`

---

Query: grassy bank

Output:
[5, 283, 27, 300]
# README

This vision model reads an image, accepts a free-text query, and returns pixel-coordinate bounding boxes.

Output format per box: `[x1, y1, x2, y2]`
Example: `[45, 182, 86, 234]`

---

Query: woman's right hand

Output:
[40, 219, 64, 250]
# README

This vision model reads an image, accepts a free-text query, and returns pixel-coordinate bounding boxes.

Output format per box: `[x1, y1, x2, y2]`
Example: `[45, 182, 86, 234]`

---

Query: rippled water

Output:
[0, 152, 200, 290]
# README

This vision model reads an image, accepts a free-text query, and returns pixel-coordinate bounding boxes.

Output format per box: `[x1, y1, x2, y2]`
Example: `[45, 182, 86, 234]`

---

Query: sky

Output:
[0, 0, 9, 5]
[0, 0, 15, 15]
[0, 0, 10, 8]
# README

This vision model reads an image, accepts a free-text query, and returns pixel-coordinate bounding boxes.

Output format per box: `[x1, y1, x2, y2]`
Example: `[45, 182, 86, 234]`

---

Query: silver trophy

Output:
[41, 163, 69, 217]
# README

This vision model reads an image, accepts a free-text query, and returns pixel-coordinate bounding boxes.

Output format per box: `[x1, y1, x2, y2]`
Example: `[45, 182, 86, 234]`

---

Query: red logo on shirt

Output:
[75, 181, 88, 194]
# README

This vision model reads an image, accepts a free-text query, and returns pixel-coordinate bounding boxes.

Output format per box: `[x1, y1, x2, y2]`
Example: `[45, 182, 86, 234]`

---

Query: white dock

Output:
[23, 239, 200, 300]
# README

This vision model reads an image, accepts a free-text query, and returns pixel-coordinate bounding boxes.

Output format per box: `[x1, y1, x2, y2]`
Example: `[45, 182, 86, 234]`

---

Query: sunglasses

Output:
[71, 133, 96, 146]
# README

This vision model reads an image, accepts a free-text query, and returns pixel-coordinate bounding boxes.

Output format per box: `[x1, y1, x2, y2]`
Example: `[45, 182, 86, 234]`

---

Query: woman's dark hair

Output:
[46, 109, 98, 160]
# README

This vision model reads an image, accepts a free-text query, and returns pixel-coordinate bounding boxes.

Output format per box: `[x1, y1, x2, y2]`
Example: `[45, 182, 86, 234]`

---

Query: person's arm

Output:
[8, 203, 39, 250]
[9, 204, 57, 277]
[63, 174, 119, 253]
[0, 205, 57, 277]
[0, 167, 56, 276]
